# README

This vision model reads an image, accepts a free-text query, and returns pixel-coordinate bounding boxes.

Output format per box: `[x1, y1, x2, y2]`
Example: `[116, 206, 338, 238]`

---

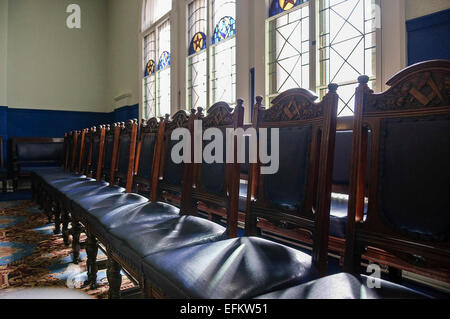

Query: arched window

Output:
[266, 0, 378, 116]
[142, 0, 172, 118]
[186, 0, 237, 110]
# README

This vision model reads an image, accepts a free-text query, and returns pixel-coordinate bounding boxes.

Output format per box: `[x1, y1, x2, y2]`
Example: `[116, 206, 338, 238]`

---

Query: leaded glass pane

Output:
[267, 4, 310, 98]
[143, 32, 156, 118]
[158, 68, 171, 116]
[157, 20, 171, 116]
[319, 0, 377, 116]
[188, 52, 207, 110]
[212, 0, 236, 44]
[188, 0, 207, 55]
[210, 37, 236, 105]
[142, 0, 172, 30]
[144, 75, 156, 119]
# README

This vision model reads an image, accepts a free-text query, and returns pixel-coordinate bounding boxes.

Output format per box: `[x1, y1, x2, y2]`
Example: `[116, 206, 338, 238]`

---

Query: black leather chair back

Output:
[133, 118, 161, 197]
[344, 60, 450, 278]
[191, 101, 245, 237]
[90, 126, 105, 179]
[246, 85, 339, 276]
[102, 124, 119, 182]
[114, 120, 138, 192]
[158, 111, 191, 203]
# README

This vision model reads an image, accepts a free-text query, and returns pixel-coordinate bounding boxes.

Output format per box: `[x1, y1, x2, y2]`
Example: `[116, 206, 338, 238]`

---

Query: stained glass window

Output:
[267, 2, 309, 102]
[186, 0, 236, 110]
[210, 0, 236, 106]
[318, 0, 377, 116]
[157, 20, 171, 116]
[269, 0, 308, 18]
[187, 0, 207, 110]
[142, 0, 171, 118]
[143, 32, 156, 119]
[212, 16, 236, 44]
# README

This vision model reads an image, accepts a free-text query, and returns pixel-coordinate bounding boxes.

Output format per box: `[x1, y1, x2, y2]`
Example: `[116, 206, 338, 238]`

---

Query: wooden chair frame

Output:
[344, 60, 450, 284]
[245, 85, 339, 276]
[190, 101, 245, 238]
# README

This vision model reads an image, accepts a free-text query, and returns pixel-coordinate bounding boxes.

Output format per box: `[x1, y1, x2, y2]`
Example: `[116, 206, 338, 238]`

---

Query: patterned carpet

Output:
[0, 200, 135, 299]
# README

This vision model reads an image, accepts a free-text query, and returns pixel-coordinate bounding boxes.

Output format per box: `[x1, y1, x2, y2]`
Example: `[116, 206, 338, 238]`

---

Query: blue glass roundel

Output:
[212, 16, 236, 44]
[269, 0, 306, 17]
[144, 59, 155, 77]
[189, 32, 207, 56]
[159, 51, 171, 70]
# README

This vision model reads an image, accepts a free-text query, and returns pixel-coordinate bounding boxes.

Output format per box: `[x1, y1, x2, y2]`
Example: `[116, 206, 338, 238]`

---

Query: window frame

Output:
[140, 1, 173, 119]
[185, 0, 237, 111]
[264, 0, 382, 116]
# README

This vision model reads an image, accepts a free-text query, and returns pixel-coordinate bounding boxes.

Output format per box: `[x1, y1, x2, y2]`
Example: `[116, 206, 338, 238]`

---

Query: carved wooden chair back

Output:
[153, 110, 195, 210]
[88, 125, 106, 180]
[190, 101, 245, 238]
[246, 84, 339, 276]
[344, 60, 450, 282]
[70, 131, 81, 172]
[114, 119, 139, 192]
[133, 117, 164, 200]
[77, 128, 90, 174]
[101, 124, 121, 183]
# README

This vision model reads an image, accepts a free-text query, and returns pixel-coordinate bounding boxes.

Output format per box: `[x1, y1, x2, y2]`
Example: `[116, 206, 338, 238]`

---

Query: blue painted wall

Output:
[0, 104, 139, 167]
[407, 9, 450, 65]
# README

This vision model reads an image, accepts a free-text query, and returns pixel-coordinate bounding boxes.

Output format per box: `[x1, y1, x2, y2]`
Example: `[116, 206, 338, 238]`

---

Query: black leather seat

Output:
[141, 237, 317, 299]
[109, 215, 227, 273]
[255, 273, 430, 299]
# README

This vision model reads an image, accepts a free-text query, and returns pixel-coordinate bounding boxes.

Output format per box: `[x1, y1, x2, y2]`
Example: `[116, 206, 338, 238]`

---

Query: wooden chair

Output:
[113, 120, 139, 193]
[136, 86, 339, 299]
[246, 85, 339, 276]
[344, 60, 450, 285]
[189, 101, 245, 238]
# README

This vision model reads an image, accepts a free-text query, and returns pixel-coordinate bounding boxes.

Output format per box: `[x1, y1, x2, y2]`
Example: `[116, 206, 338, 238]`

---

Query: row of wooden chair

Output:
[31, 60, 449, 298]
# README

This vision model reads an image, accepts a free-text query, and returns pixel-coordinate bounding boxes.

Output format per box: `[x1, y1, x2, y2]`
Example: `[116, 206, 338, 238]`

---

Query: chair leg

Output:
[62, 210, 71, 247]
[72, 221, 82, 264]
[53, 205, 61, 235]
[107, 257, 122, 299]
[86, 233, 98, 289]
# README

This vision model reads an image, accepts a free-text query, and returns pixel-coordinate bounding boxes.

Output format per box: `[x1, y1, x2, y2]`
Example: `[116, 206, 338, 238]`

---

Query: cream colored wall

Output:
[106, 0, 140, 111]
[0, 0, 8, 106]
[406, 0, 450, 20]
[7, 0, 108, 112]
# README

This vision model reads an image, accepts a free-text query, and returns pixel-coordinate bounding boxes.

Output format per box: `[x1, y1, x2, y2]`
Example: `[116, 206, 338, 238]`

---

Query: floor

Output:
[0, 200, 135, 298]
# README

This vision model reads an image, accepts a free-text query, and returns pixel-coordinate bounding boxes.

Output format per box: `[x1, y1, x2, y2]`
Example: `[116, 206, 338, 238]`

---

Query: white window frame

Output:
[260, 0, 398, 115]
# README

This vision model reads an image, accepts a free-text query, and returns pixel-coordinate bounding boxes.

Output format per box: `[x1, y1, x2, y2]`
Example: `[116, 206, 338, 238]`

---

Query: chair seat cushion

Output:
[64, 182, 124, 201]
[76, 192, 148, 213]
[110, 216, 226, 261]
[255, 273, 430, 299]
[48, 178, 96, 193]
[142, 236, 317, 299]
[97, 201, 180, 230]
[84, 201, 182, 274]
